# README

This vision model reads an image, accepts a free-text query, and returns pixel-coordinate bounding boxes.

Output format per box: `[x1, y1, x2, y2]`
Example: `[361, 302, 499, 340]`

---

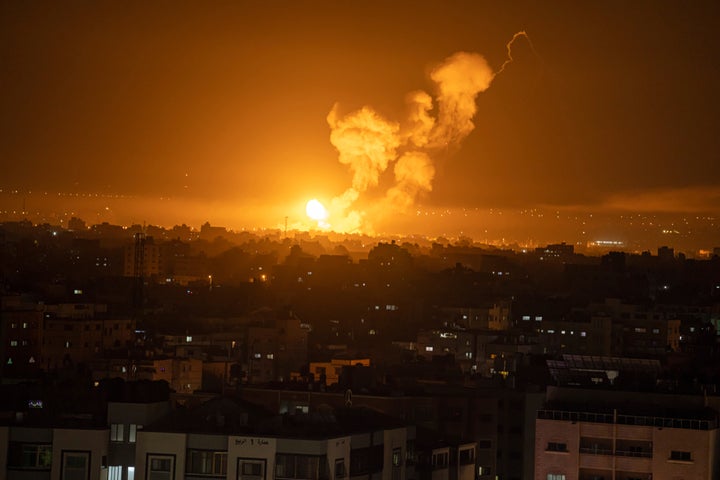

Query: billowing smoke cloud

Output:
[427, 52, 494, 147]
[326, 32, 531, 233]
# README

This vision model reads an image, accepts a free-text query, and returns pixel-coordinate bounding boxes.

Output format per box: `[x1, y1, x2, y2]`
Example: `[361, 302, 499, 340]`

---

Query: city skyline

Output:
[2, 1, 719, 237]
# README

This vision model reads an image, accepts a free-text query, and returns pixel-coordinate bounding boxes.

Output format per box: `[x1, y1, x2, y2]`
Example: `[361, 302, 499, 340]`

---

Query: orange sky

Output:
[1, 1, 719, 235]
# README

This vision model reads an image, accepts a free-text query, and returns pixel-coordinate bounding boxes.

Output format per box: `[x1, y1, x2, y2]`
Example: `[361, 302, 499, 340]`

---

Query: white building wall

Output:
[227, 436, 278, 480]
[382, 429, 406, 480]
[327, 436, 351, 480]
[52, 428, 109, 480]
[135, 431, 186, 480]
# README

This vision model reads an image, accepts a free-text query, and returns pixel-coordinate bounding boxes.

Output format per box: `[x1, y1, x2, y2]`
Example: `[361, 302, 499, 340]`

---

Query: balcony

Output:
[578, 448, 652, 473]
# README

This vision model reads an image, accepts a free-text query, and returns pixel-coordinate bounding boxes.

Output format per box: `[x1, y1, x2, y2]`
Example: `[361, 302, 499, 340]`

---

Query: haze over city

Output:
[2, 1, 719, 249]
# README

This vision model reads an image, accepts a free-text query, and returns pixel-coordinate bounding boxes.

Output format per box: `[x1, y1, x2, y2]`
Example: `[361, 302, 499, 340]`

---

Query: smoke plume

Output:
[326, 32, 531, 233]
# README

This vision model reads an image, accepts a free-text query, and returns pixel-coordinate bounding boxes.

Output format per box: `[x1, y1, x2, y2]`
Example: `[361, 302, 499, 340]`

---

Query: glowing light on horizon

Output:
[306, 199, 329, 229]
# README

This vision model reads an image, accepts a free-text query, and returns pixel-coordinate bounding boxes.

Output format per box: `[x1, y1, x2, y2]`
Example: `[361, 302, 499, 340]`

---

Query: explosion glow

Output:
[324, 31, 533, 234]
[306, 199, 329, 227]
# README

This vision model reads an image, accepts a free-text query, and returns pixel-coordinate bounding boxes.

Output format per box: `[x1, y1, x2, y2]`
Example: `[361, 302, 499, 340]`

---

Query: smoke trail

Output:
[327, 31, 532, 233]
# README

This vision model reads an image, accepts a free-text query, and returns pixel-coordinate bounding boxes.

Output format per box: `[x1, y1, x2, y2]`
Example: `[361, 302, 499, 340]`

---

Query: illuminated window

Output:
[110, 423, 124, 442]
[425, 346, 434, 352]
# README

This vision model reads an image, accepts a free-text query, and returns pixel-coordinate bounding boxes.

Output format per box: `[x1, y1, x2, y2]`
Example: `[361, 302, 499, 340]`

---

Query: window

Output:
[127, 466, 135, 480]
[670, 450, 692, 461]
[108, 465, 122, 480]
[391, 448, 402, 480]
[276, 454, 326, 480]
[62, 451, 90, 480]
[431, 452, 449, 468]
[8, 442, 52, 469]
[350, 446, 384, 476]
[547, 475, 566, 480]
[239, 459, 265, 479]
[547, 442, 568, 452]
[148, 454, 174, 480]
[129, 424, 138, 443]
[335, 459, 346, 478]
[392, 448, 402, 467]
[478, 466, 491, 476]
[110, 423, 124, 442]
[459, 448, 474, 465]
[187, 450, 228, 476]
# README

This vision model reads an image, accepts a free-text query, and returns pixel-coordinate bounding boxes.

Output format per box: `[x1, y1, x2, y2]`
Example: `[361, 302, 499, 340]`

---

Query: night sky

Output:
[2, 1, 719, 234]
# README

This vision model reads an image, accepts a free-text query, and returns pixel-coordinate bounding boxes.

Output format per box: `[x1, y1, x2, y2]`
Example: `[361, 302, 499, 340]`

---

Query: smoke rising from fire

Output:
[327, 32, 531, 233]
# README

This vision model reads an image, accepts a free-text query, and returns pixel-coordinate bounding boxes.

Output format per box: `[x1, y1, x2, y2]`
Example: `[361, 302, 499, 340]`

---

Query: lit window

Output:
[426, 346, 434, 352]
[547, 475, 566, 480]
[129, 424, 138, 443]
[111, 423, 124, 442]
[108, 465, 122, 480]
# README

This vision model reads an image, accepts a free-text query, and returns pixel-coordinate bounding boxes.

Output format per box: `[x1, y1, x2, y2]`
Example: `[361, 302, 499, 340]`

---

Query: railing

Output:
[579, 448, 652, 458]
[615, 449, 652, 458]
[537, 409, 716, 430]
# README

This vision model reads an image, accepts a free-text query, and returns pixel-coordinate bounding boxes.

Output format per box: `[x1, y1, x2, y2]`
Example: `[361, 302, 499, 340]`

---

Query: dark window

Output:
[350, 446, 383, 476]
[8, 442, 52, 469]
[186, 449, 227, 476]
[459, 448, 474, 465]
[335, 459, 346, 478]
[670, 450, 692, 461]
[276, 454, 327, 480]
[547, 442, 568, 452]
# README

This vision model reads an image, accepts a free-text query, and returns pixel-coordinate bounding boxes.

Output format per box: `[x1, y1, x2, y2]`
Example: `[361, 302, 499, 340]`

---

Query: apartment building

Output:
[534, 387, 720, 480]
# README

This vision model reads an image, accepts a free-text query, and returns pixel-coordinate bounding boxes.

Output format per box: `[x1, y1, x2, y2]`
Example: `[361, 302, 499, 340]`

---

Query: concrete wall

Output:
[52, 428, 109, 480]
[135, 431, 186, 480]
[228, 435, 277, 480]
